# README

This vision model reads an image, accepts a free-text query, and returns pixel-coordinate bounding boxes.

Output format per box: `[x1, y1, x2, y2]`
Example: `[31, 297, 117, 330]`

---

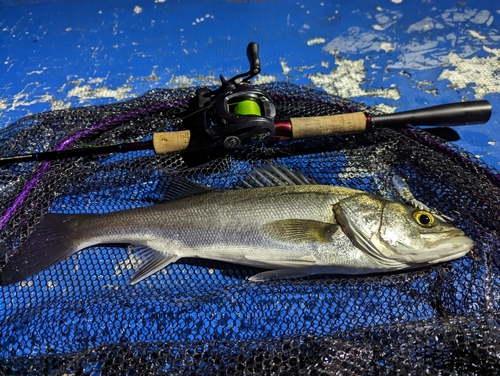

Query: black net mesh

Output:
[0, 83, 499, 374]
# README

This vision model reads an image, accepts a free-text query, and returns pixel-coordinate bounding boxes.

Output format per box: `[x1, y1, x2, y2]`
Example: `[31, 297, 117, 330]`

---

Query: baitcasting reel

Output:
[185, 42, 276, 149]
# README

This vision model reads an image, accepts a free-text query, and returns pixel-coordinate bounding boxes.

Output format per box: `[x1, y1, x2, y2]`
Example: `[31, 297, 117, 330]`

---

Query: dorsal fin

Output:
[159, 176, 213, 202]
[160, 163, 315, 200]
[240, 162, 317, 188]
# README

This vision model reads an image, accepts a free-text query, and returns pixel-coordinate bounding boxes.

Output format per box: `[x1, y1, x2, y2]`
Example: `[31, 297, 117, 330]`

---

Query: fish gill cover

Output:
[0, 83, 499, 374]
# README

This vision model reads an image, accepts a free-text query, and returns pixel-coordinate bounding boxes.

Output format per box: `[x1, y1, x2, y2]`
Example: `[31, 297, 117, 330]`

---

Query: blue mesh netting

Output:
[0, 83, 499, 374]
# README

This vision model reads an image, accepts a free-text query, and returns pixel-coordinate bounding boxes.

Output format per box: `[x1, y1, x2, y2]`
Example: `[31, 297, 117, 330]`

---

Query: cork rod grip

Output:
[152, 130, 191, 154]
[290, 112, 367, 139]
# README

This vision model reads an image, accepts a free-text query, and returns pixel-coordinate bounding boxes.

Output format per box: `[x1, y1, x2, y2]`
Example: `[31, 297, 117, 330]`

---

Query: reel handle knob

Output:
[246, 42, 261, 76]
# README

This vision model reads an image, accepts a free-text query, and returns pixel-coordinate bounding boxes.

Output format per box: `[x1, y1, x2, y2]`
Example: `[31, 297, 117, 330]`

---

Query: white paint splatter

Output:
[308, 58, 401, 99]
[88, 77, 105, 84]
[389, 39, 444, 69]
[380, 42, 394, 52]
[323, 27, 395, 54]
[253, 75, 277, 85]
[438, 48, 500, 99]
[441, 8, 493, 27]
[192, 14, 214, 25]
[39, 94, 71, 111]
[372, 10, 402, 31]
[407, 17, 444, 32]
[0, 67, 168, 121]
[307, 38, 326, 46]
[154, 0, 166, 3]
[4, 85, 72, 113]
[471, 10, 494, 25]
[391, 0, 402, 3]
[468, 30, 486, 39]
[6, 93, 36, 112]
[144, 67, 160, 82]
[375, 14, 391, 25]
[168, 74, 219, 88]
[325, 8, 498, 72]
[280, 59, 291, 75]
[373, 103, 397, 113]
[27, 69, 47, 75]
[133, 5, 143, 14]
[67, 83, 133, 102]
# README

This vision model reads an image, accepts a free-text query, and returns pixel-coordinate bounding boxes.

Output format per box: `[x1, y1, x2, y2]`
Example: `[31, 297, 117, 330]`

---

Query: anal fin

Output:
[129, 246, 179, 285]
[249, 265, 380, 282]
[244, 254, 315, 267]
[249, 266, 324, 282]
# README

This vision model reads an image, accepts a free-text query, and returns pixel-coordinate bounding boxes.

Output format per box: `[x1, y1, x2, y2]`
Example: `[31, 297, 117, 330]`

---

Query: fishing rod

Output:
[0, 42, 492, 167]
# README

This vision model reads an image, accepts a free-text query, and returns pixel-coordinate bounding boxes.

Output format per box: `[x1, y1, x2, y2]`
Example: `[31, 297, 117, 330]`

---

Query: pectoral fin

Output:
[129, 246, 179, 285]
[262, 219, 341, 243]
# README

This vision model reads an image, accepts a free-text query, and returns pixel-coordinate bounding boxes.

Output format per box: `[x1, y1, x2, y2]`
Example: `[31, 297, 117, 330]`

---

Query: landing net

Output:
[1, 83, 499, 374]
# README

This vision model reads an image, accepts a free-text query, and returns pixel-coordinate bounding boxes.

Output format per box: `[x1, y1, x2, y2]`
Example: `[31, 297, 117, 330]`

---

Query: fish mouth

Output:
[380, 230, 474, 266]
[419, 231, 474, 264]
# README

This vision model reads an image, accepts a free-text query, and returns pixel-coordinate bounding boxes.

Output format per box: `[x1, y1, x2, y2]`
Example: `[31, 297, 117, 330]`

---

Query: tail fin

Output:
[0, 214, 78, 286]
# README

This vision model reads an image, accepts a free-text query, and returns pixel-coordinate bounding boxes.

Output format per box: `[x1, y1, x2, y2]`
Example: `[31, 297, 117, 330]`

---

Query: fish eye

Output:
[413, 210, 435, 227]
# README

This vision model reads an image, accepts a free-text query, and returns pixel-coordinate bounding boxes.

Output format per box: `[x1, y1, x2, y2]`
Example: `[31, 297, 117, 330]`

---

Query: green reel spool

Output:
[234, 99, 262, 116]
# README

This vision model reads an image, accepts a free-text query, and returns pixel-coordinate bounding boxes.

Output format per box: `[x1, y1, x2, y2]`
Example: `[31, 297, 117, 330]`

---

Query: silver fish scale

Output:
[72, 185, 373, 269]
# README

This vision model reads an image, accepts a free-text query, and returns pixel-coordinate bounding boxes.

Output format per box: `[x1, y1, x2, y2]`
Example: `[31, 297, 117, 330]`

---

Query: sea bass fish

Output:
[0, 165, 474, 286]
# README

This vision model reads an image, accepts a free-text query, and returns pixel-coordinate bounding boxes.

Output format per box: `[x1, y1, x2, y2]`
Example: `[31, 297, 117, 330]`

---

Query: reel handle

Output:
[226, 42, 262, 84]
[246, 42, 261, 77]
